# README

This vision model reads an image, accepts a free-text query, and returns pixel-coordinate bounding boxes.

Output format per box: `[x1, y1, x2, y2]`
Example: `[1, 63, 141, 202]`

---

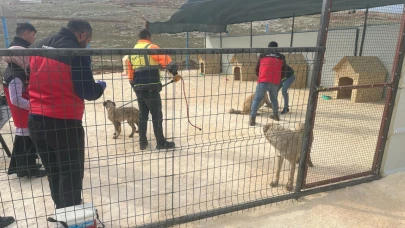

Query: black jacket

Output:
[30, 28, 104, 101]
[2, 37, 31, 88]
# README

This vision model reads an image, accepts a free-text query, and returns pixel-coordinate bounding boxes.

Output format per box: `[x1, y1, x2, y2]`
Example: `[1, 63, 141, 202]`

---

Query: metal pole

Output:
[354, 28, 359, 56]
[265, 24, 269, 34]
[372, 5, 405, 174]
[250, 22, 253, 47]
[290, 14, 295, 47]
[204, 31, 206, 48]
[186, 31, 189, 70]
[1, 17, 10, 48]
[295, 0, 332, 193]
[359, 5, 369, 56]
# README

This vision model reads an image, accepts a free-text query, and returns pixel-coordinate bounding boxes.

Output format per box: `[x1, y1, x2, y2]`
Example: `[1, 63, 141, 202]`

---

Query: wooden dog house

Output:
[199, 54, 221, 74]
[230, 54, 258, 81]
[332, 56, 387, 103]
[284, 53, 309, 89]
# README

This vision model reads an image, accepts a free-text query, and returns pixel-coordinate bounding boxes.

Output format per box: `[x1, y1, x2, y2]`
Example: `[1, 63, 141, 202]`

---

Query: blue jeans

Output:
[272, 75, 295, 110]
[250, 82, 279, 118]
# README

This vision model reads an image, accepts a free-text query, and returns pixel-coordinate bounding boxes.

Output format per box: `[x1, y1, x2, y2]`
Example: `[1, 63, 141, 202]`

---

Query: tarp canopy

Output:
[148, 0, 404, 34]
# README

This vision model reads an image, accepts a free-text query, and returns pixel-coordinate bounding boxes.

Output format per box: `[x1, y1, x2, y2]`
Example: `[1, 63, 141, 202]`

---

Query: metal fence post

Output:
[290, 14, 295, 47]
[359, 5, 369, 56]
[373, 5, 405, 174]
[295, 0, 332, 193]
[186, 31, 189, 70]
[1, 17, 10, 48]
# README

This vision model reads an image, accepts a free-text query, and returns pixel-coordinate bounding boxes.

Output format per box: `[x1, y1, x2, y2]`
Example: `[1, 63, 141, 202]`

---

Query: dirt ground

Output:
[192, 171, 405, 228]
[0, 71, 386, 227]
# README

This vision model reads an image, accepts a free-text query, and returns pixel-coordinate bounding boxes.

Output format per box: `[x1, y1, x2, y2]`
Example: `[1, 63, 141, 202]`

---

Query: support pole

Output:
[295, 0, 332, 193]
[265, 24, 269, 34]
[204, 31, 206, 48]
[1, 17, 10, 48]
[290, 14, 295, 47]
[359, 5, 369, 56]
[186, 31, 189, 70]
[250, 22, 253, 47]
[354, 28, 360, 56]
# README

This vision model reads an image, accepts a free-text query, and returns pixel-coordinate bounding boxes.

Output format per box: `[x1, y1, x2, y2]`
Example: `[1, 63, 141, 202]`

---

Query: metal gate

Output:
[297, 0, 405, 190]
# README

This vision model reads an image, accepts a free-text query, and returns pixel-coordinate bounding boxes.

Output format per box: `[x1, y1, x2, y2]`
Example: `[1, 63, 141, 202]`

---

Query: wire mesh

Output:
[0, 47, 320, 227]
[303, 4, 403, 188]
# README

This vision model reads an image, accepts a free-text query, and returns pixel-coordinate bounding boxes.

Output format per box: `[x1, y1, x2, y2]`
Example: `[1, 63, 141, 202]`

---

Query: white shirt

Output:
[8, 77, 30, 136]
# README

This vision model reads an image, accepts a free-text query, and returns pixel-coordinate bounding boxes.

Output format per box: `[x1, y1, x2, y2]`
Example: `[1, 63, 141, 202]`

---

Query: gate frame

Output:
[297, 3, 405, 190]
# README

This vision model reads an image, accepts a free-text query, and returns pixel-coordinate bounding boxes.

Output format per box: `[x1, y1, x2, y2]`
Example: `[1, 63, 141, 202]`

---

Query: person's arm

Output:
[8, 78, 30, 110]
[149, 44, 178, 75]
[256, 55, 263, 76]
[71, 56, 105, 101]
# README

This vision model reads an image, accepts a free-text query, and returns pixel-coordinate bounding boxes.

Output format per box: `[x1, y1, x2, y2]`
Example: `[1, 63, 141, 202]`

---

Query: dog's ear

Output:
[103, 101, 107, 107]
[113, 102, 116, 107]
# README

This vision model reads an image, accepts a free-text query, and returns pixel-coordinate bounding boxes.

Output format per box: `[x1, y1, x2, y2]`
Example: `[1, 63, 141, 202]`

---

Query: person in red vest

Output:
[28, 19, 106, 209]
[250, 41, 286, 126]
[2, 23, 46, 178]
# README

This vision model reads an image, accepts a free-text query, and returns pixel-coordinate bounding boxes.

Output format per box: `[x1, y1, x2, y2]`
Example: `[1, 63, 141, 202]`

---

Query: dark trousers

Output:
[134, 89, 166, 145]
[7, 135, 38, 175]
[28, 115, 84, 209]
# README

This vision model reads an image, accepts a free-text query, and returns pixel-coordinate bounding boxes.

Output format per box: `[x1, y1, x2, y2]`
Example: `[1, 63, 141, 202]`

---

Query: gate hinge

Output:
[315, 86, 327, 91]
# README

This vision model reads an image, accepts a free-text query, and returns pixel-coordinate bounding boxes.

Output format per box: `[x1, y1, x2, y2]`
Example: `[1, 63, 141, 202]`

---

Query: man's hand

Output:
[173, 74, 182, 82]
[96, 80, 107, 90]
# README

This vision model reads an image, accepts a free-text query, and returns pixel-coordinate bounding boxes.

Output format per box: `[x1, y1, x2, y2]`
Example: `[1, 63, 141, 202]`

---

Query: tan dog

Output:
[229, 93, 272, 114]
[103, 100, 140, 139]
[263, 122, 314, 191]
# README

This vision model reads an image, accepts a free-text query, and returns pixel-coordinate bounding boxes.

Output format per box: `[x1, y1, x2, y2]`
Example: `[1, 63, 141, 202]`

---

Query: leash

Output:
[179, 77, 202, 131]
[119, 77, 202, 131]
[119, 80, 175, 108]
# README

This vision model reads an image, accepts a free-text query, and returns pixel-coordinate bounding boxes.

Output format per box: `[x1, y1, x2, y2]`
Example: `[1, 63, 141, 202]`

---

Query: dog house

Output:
[284, 53, 309, 89]
[230, 54, 258, 81]
[198, 54, 221, 74]
[332, 56, 387, 103]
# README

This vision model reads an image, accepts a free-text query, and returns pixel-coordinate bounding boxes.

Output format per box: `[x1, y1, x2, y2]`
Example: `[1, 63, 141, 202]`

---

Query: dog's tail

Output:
[228, 108, 242, 114]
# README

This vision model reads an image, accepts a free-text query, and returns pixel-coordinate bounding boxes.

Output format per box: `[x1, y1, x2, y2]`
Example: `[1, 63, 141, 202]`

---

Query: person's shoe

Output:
[249, 117, 256, 126]
[0, 216, 15, 228]
[281, 108, 290, 115]
[156, 141, 176, 150]
[140, 141, 149, 150]
[269, 114, 280, 121]
[17, 169, 47, 178]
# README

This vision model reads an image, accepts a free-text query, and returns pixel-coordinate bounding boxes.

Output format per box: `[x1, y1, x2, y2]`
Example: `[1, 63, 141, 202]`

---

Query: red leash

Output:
[180, 77, 202, 131]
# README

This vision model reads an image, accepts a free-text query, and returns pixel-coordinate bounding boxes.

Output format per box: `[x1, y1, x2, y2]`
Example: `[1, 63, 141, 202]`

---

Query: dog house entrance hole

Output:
[234, 67, 241, 80]
[337, 77, 353, 99]
[200, 62, 204, 74]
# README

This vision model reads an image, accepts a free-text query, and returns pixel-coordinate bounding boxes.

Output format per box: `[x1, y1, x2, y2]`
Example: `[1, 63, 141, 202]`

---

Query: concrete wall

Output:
[381, 58, 405, 176]
[207, 24, 400, 88]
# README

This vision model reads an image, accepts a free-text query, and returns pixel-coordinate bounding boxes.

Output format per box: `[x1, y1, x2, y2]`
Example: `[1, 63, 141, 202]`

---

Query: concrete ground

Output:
[193, 172, 405, 228]
[0, 71, 388, 227]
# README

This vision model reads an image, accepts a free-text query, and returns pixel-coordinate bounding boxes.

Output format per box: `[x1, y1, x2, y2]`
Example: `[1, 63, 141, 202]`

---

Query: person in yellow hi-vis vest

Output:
[130, 29, 179, 150]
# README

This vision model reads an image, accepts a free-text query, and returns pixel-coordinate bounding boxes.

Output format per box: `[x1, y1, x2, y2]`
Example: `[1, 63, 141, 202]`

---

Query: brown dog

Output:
[263, 122, 314, 191]
[229, 93, 272, 114]
[103, 100, 140, 139]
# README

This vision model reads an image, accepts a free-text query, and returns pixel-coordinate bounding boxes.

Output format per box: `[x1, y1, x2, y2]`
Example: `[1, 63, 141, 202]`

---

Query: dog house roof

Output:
[230, 53, 258, 65]
[333, 56, 387, 74]
[284, 53, 308, 64]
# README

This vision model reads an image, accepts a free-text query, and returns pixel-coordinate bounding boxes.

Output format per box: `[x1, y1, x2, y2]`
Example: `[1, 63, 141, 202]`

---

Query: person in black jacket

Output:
[2, 23, 46, 178]
[28, 19, 106, 209]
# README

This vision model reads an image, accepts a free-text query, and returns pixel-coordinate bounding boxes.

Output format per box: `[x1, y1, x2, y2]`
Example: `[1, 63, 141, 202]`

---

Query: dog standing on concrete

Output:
[263, 122, 314, 191]
[229, 93, 272, 115]
[103, 100, 139, 139]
